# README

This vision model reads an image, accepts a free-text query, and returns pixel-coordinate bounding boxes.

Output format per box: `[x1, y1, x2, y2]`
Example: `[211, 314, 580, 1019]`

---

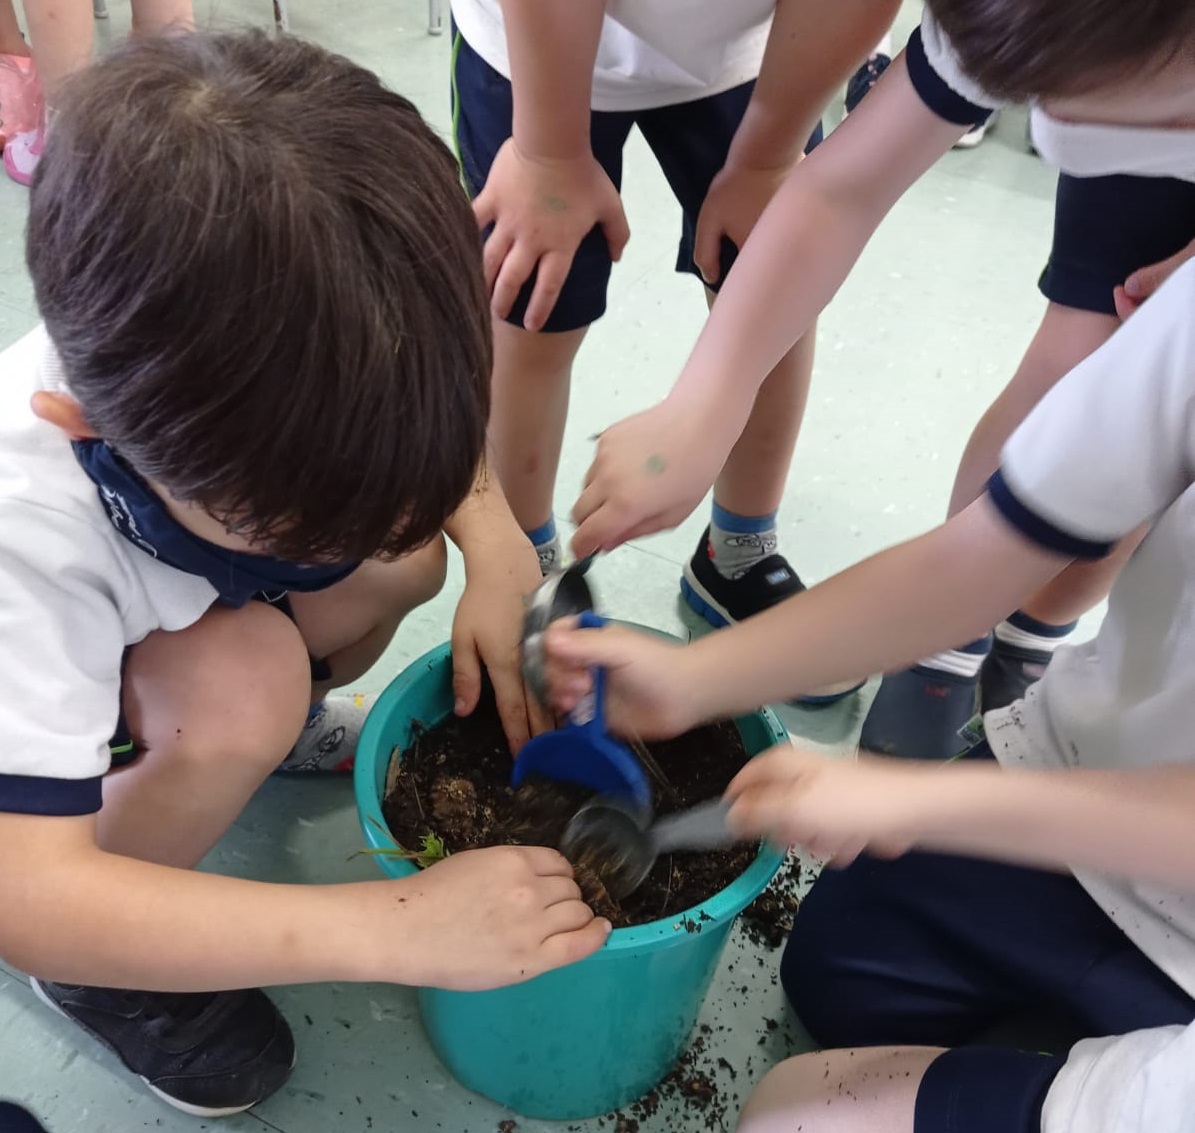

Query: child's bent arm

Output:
[678, 54, 965, 424]
[919, 762, 1195, 892]
[500, 0, 604, 160]
[689, 497, 1068, 719]
[572, 57, 968, 553]
[727, 0, 904, 171]
[0, 813, 606, 992]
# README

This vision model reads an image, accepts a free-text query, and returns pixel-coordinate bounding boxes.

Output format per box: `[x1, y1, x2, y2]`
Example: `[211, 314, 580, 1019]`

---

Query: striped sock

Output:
[709, 502, 778, 580]
[526, 517, 561, 575]
[995, 610, 1077, 654]
[917, 635, 992, 680]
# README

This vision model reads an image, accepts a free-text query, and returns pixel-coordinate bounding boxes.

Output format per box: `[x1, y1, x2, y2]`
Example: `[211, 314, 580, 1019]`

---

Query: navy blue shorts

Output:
[782, 742, 1195, 1133]
[451, 31, 822, 333]
[1040, 173, 1195, 315]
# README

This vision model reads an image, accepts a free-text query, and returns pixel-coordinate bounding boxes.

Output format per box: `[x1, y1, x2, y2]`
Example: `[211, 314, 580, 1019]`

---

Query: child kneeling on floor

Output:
[0, 30, 607, 1118]
[544, 260, 1195, 1129]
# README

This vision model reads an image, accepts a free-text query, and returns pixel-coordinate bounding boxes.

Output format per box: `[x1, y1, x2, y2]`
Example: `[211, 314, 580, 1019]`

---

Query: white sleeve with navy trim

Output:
[991, 260, 1195, 556]
[905, 10, 1002, 127]
[0, 503, 127, 816]
[1044, 1024, 1195, 1133]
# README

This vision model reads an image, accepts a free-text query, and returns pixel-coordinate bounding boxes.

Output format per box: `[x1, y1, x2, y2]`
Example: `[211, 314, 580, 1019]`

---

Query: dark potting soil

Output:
[381, 687, 758, 928]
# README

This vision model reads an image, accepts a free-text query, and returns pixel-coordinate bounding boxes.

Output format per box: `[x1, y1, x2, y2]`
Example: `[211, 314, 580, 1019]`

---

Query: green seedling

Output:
[354, 816, 449, 870]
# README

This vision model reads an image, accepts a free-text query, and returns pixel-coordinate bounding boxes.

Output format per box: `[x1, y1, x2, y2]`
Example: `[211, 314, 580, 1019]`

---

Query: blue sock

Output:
[708, 503, 779, 580]
[526, 517, 561, 575]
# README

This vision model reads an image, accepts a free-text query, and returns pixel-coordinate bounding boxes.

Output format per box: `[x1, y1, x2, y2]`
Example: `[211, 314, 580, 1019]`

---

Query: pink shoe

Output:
[3, 118, 43, 186]
[0, 53, 42, 144]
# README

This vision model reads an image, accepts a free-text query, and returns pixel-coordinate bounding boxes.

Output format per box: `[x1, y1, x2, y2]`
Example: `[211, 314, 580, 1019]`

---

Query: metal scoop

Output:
[521, 552, 597, 704]
[561, 795, 737, 897]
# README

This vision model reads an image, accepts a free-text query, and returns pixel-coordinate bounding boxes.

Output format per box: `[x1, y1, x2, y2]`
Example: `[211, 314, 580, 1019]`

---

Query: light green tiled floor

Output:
[0, 2, 1078, 1129]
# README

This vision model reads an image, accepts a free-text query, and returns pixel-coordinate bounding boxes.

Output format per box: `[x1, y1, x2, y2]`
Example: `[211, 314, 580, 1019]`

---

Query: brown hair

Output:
[28, 30, 491, 563]
[927, 0, 1195, 99]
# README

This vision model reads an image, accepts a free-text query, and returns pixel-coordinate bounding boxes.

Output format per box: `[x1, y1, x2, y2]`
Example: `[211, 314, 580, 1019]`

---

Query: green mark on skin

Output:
[645, 454, 667, 476]
[546, 195, 567, 213]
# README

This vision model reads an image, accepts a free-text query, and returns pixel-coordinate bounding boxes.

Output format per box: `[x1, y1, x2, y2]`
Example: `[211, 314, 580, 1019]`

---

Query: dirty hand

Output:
[570, 396, 739, 558]
[474, 139, 630, 331]
[453, 533, 554, 754]
[394, 846, 612, 990]
[725, 746, 931, 867]
[693, 160, 792, 287]
[543, 618, 700, 740]
[1114, 238, 1195, 321]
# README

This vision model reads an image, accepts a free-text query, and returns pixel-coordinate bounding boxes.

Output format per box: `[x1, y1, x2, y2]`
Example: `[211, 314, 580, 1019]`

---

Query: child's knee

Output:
[401, 533, 448, 611]
[124, 603, 310, 772]
[737, 1056, 838, 1133]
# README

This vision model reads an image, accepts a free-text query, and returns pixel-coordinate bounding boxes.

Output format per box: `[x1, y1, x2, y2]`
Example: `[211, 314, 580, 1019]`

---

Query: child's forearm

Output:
[686, 499, 1066, 720]
[500, 0, 605, 159]
[729, 0, 902, 169]
[917, 764, 1195, 893]
[669, 57, 962, 422]
[0, 818, 406, 990]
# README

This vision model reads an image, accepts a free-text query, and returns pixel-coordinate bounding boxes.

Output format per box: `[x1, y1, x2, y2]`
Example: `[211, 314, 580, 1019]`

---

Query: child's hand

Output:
[570, 397, 734, 557]
[694, 159, 793, 287]
[1115, 238, 1195, 321]
[393, 846, 611, 990]
[543, 619, 700, 739]
[726, 746, 932, 867]
[453, 533, 554, 753]
[474, 139, 630, 332]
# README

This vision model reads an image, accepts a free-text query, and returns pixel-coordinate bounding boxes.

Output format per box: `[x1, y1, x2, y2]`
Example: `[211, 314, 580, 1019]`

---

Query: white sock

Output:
[281, 693, 375, 772]
[709, 505, 779, 581]
[916, 636, 991, 679]
[994, 612, 1076, 654]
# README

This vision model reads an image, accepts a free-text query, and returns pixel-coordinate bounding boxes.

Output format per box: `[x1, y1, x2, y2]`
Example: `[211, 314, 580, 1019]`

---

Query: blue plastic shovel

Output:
[512, 611, 651, 809]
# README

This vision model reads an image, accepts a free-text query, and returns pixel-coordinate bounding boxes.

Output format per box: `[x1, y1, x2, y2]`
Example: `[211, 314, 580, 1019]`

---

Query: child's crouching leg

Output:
[292, 535, 448, 700]
[99, 601, 311, 867]
[738, 1047, 938, 1133]
[279, 537, 447, 772]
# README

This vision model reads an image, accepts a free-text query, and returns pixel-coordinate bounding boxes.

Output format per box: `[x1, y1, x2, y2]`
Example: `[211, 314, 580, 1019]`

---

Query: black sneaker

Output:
[844, 52, 891, 115]
[858, 665, 981, 761]
[680, 528, 862, 706]
[0, 1103, 50, 1133]
[31, 980, 295, 1116]
[981, 639, 1051, 711]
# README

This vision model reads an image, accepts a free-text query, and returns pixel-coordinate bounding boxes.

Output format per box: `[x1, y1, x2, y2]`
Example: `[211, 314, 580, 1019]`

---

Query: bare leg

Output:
[488, 321, 587, 533]
[290, 537, 448, 703]
[99, 602, 311, 867]
[713, 289, 814, 519]
[100, 542, 447, 864]
[0, 0, 30, 54]
[21, 0, 93, 104]
[738, 1047, 939, 1133]
[947, 302, 1132, 625]
[128, 0, 193, 37]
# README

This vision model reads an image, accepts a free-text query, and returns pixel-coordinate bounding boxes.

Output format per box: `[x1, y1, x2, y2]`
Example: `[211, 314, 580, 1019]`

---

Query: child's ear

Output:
[30, 391, 100, 440]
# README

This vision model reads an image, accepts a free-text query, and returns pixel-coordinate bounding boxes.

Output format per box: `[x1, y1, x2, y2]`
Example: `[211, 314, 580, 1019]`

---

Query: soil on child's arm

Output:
[381, 690, 757, 928]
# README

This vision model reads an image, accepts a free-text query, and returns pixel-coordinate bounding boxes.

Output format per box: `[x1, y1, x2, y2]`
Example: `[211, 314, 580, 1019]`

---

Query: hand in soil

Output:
[391, 845, 611, 990]
[541, 619, 699, 740]
[383, 689, 757, 929]
[726, 745, 919, 866]
[452, 533, 553, 753]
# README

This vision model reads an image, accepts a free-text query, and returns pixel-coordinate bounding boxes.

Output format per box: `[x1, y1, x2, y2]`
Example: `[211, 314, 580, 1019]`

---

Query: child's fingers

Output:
[1112, 285, 1137, 323]
[725, 743, 801, 799]
[692, 212, 722, 287]
[482, 225, 515, 295]
[491, 665, 533, 755]
[601, 204, 631, 262]
[524, 251, 571, 333]
[492, 247, 539, 321]
[472, 190, 497, 233]
[451, 638, 483, 718]
[538, 915, 612, 973]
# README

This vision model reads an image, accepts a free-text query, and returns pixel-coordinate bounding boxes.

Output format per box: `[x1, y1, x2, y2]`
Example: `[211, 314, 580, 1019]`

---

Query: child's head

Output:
[928, 0, 1195, 121]
[28, 30, 491, 564]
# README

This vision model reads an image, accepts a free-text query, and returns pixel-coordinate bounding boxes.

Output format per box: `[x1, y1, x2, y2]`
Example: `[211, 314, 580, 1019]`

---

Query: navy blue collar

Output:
[73, 439, 359, 607]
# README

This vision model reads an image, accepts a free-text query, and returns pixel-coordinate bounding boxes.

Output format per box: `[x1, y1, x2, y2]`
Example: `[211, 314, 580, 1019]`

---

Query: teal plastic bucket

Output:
[354, 640, 787, 1120]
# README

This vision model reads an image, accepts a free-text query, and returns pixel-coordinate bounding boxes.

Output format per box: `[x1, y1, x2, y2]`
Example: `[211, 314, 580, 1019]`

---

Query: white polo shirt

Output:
[448, 0, 773, 112]
[0, 326, 215, 816]
[982, 260, 1195, 1128]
